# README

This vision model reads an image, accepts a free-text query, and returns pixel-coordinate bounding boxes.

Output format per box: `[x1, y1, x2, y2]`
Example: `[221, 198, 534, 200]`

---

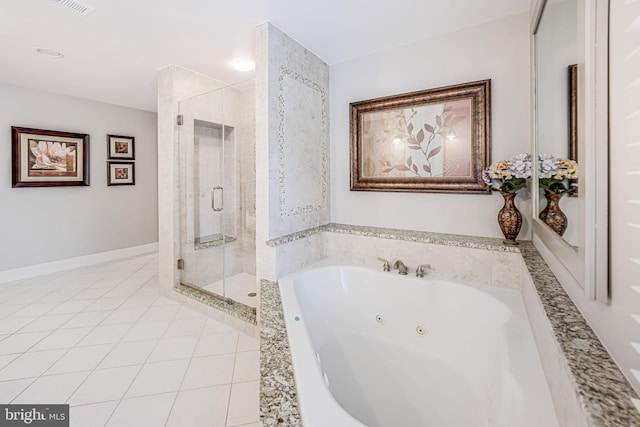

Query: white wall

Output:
[330, 13, 531, 239]
[0, 83, 158, 272]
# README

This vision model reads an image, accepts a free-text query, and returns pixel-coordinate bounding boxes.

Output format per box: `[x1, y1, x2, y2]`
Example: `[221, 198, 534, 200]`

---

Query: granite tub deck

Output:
[259, 224, 640, 427]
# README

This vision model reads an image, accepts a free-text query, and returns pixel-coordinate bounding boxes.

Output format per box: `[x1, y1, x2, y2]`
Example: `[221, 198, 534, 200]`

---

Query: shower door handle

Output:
[211, 186, 224, 212]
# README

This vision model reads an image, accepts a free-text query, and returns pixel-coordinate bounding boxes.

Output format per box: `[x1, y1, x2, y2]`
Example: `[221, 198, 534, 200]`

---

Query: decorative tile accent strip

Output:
[266, 225, 324, 247]
[260, 279, 301, 426]
[277, 65, 328, 218]
[266, 222, 519, 252]
[519, 243, 640, 427]
[260, 225, 640, 426]
[175, 283, 256, 325]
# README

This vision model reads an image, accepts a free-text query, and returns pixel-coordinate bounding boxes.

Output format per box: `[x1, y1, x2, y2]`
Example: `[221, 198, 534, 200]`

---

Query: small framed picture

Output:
[107, 162, 135, 186]
[107, 134, 135, 160]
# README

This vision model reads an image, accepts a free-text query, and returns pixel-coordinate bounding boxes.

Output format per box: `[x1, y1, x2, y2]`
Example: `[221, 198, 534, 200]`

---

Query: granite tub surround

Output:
[519, 242, 640, 427]
[259, 225, 640, 426]
[260, 279, 300, 426]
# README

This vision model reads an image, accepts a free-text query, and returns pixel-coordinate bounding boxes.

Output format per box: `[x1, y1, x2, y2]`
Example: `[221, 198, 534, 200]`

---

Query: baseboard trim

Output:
[0, 243, 159, 284]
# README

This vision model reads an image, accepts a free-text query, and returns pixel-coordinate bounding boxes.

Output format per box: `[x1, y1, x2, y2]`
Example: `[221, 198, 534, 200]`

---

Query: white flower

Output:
[538, 153, 558, 179]
[508, 153, 532, 179]
[29, 140, 73, 171]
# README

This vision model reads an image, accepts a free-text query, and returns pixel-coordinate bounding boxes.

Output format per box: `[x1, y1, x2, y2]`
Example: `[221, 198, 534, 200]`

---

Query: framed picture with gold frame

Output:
[350, 80, 491, 193]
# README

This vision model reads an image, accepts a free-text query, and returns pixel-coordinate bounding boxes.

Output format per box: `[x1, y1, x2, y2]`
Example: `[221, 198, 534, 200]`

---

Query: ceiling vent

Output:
[52, 0, 95, 16]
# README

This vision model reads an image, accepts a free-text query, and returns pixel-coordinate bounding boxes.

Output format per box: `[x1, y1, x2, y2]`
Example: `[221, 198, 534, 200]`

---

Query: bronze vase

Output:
[539, 192, 568, 236]
[498, 192, 522, 245]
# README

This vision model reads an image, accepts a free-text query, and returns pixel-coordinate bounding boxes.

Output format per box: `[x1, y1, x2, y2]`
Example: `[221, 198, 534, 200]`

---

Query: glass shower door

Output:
[178, 88, 235, 301]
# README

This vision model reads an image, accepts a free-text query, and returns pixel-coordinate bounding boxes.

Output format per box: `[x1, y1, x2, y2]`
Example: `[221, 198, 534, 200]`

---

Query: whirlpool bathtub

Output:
[278, 264, 559, 427]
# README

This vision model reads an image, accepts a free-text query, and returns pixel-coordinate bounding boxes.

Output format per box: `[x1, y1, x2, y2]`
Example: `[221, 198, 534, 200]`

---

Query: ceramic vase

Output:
[498, 192, 522, 245]
[539, 192, 568, 236]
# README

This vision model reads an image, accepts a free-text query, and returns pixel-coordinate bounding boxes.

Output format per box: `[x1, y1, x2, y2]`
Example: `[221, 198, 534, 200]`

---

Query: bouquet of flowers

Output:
[538, 153, 578, 195]
[482, 153, 532, 193]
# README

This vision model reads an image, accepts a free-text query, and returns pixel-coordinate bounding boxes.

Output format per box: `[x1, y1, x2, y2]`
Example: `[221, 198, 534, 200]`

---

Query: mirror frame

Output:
[530, 0, 609, 302]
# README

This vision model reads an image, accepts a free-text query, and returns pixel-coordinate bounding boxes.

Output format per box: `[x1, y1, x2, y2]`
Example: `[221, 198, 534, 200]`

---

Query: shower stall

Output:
[177, 80, 257, 311]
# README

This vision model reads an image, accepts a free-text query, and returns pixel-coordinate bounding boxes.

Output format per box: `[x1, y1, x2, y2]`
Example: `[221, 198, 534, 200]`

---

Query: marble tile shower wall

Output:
[255, 23, 330, 281]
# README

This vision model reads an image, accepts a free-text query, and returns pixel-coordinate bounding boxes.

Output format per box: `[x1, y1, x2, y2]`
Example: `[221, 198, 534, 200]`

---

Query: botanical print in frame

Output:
[108, 134, 135, 160]
[11, 126, 90, 187]
[107, 162, 135, 186]
[350, 80, 491, 193]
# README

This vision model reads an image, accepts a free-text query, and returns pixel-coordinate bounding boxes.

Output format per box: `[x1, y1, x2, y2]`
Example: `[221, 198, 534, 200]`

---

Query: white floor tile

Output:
[0, 254, 259, 426]
[0, 317, 39, 336]
[83, 297, 126, 312]
[121, 320, 170, 342]
[147, 336, 198, 363]
[98, 340, 157, 369]
[11, 302, 59, 317]
[138, 305, 179, 322]
[61, 311, 111, 329]
[70, 401, 119, 427]
[237, 333, 259, 352]
[181, 354, 235, 390]
[0, 304, 29, 319]
[12, 371, 90, 404]
[163, 318, 206, 338]
[0, 353, 19, 370]
[31, 327, 92, 351]
[202, 318, 234, 335]
[46, 344, 113, 375]
[48, 299, 94, 315]
[19, 313, 75, 333]
[0, 378, 35, 402]
[0, 349, 66, 381]
[67, 365, 141, 406]
[0, 331, 50, 355]
[106, 392, 176, 427]
[173, 305, 203, 320]
[193, 331, 239, 357]
[233, 350, 260, 383]
[227, 381, 260, 426]
[76, 324, 131, 346]
[125, 359, 189, 398]
[166, 384, 231, 427]
[100, 307, 146, 325]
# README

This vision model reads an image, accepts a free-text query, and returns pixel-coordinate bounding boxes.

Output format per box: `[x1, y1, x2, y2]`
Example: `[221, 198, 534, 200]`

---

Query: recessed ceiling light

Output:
[232, 60, 255, 72]
[36, 48, 64, 58]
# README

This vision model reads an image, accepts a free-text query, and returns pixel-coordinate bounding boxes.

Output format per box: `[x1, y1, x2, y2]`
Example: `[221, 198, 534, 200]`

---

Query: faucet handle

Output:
[416, 264, 431, 277]
[377, 257, 391, 272]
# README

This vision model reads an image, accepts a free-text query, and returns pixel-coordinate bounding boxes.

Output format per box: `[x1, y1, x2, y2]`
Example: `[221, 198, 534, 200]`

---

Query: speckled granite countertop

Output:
[260, 226, 640, 427]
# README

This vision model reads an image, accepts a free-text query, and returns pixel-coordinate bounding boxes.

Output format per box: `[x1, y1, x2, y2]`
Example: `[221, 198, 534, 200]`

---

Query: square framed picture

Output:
[11, 126, 90, 187]
[107, 134, 135, 160]
[107, 162, 135, 186]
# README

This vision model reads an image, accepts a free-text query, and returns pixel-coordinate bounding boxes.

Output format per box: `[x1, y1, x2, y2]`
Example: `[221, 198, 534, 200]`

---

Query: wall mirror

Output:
[531, 0, 609, 302]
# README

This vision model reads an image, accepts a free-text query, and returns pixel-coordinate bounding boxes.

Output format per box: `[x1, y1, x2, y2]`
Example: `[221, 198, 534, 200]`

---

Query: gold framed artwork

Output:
[11, 126, 90, 187]
[350, 80, 491, 193]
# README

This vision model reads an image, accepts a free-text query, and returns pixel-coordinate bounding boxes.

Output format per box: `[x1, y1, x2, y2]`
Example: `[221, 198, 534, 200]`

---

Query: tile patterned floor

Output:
[0, 253, 259, 427]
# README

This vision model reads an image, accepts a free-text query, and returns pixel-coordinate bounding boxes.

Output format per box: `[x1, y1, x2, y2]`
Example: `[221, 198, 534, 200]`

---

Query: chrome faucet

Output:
[416, 264, 431, 278]
[393, 260, 408, 275]
[377, 257, 391, 272]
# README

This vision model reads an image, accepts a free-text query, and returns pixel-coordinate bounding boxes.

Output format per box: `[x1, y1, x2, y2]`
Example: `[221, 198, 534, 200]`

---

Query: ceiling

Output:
[0, 0, 529, 112]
